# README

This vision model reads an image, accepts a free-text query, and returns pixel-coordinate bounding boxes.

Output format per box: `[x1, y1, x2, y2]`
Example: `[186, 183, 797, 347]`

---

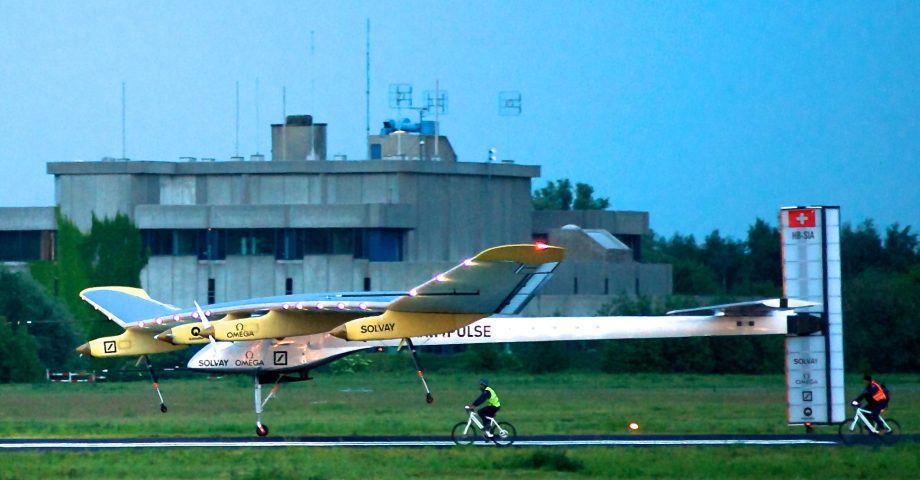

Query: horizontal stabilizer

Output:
[80, 287, 180, 327]
[666, 298, 817, 317]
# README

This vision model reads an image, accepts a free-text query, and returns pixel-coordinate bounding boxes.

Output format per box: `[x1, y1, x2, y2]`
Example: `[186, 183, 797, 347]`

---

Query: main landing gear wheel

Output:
[160, 403, 168, 413]
[426, 393, 434, 404]
[256, 424, 269, 437]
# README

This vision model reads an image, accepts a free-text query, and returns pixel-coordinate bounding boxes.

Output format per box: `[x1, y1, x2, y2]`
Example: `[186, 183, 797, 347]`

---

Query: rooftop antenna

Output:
[310, 31, 315, 113]
[498, 91, 522, 162]
[388, 83, 413, 122]
[121, 81, 126, 159]
[424, 83, 448, 159]
[498, 90, 522, 116]
[235, 81, 240, 156]
[282, 86, 287, 161]
[365, 18, 371, 146]
[255, 78, 261, 154]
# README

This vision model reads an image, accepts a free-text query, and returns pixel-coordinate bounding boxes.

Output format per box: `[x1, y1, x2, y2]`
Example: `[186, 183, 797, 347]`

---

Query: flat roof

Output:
[47, 159, 540, 178]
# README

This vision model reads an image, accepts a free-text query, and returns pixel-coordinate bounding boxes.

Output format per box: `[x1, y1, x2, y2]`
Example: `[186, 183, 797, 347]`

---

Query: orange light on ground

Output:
[628, 422, 640, 431]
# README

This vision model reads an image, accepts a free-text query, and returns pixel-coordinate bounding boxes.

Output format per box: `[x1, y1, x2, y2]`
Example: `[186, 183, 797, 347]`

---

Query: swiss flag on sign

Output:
[788, 209, 816, 228]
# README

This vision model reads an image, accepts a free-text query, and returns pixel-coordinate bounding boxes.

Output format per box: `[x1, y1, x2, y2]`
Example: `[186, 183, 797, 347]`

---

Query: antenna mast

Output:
[121, 81, 126, 159]
[366, 18, 371, 147]
[235, 81, 240, 157]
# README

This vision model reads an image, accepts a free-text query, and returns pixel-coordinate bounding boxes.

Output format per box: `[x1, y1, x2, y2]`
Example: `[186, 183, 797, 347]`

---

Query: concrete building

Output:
[0, 115, 671, 315]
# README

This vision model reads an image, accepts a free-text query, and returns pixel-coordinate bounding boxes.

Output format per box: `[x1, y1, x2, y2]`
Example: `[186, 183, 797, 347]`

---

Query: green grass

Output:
[1, 372, 917, 437]
[1, 445, 918, 479]
[0, 372, 918, 478]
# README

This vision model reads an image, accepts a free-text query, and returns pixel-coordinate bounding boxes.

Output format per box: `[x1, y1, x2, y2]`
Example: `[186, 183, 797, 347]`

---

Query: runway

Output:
[2, 434, 900, 450]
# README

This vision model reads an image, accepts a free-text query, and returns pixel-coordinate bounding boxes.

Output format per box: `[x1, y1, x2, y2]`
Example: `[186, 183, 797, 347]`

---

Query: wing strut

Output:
[403, 338, 434, 404]
[143, 355, 168, 413]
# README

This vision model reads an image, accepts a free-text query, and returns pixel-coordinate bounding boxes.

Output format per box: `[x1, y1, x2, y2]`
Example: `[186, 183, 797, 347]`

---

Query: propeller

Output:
[194, 301, 216, 344]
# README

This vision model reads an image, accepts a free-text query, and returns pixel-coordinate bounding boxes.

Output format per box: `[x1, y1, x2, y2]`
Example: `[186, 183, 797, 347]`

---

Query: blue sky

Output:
[1, 1, 917, 239]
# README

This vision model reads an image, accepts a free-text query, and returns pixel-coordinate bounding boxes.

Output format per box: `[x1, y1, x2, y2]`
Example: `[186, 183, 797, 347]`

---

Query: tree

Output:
[573, 183, 610, 210]
[0, 268, 80, 372]
[532, 179, 573, 210]
[701, 230, 744, 293]
[532, 179, 609, 211]
[841, 220, 884, 278]
[0, 316, 46, 383]
[740, 218, 781, 295]
[82, 213, 149, 288]
[882, 224, 918, 273]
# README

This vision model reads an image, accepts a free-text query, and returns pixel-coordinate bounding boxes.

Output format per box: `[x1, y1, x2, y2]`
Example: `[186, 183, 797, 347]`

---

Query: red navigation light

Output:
[535, 241, 549, 250]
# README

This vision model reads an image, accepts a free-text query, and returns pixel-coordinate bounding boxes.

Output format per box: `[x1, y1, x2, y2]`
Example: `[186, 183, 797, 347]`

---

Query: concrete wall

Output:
[0, 207, 56, 230]
[533, 210, 649, 236]
[541, 261, 672, 297]
[141, 254, 457, 306]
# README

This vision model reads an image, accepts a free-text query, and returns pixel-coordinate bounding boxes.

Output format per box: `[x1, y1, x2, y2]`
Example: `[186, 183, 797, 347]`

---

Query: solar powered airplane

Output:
[75, 242, 814, 436]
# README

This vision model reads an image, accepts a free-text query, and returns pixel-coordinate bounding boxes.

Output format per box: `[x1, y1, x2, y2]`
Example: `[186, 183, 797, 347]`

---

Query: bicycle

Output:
[838, 403, 901, 445]
[452, 406, 517, 446]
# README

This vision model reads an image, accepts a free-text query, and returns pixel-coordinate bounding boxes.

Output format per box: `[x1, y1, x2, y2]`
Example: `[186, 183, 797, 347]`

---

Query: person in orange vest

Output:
[851, 374, 890, 434]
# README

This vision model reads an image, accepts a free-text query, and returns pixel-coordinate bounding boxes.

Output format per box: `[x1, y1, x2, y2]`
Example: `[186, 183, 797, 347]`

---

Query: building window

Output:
[285, 277, 293, 295]
[141, 227, 405, 262]
[615, 234, 642, 261]
[197, 229, 226, 260]
[0, 230, 45, 261]
[363, 229, 403, 261]
[226, 229, 275, 256]
[207, 278, 216, 304]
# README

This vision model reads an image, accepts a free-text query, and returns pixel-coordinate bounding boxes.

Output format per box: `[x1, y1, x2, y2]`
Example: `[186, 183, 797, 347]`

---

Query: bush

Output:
[503, 450, 584, 472]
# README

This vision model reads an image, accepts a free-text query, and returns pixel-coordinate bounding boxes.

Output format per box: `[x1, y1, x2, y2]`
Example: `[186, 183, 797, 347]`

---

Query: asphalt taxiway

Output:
[3, 434, 910, 450]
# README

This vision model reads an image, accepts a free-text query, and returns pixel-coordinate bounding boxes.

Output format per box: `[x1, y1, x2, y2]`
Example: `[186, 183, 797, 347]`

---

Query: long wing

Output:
[77, 287, 397, 357]
[330, 244, 565, 341]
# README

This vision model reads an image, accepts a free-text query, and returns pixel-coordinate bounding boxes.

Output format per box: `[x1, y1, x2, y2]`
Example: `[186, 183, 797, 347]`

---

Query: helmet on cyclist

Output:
[479, 378, 489, 387]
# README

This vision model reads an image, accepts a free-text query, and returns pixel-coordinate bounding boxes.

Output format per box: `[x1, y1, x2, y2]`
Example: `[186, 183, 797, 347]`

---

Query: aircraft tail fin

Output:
[80, 287, 180, 327]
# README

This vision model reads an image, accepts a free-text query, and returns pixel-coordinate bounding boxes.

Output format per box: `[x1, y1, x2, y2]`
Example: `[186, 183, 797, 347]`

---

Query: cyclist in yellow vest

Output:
[467, 378, 501, 438]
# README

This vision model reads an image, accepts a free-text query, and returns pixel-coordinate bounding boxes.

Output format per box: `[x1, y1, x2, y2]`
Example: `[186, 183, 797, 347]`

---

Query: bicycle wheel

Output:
[880, 419, 901, 445]
[493, 421, 517, 446]
[452, 422, 478, 446]
[838, 419, 865, 444]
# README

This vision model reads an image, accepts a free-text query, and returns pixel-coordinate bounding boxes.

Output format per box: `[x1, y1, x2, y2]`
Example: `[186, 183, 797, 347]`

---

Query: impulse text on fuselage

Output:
[426, 324, 492, 338]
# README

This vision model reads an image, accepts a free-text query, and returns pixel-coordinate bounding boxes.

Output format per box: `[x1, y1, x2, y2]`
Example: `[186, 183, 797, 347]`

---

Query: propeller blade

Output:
[194, 301, 216, 344]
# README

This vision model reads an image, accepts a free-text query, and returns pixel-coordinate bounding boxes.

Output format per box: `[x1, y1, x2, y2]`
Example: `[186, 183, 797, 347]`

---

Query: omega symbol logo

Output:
[236, 323, 244, 331]
[245, 351, 254, 360]
[191, 326, 200, 337]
